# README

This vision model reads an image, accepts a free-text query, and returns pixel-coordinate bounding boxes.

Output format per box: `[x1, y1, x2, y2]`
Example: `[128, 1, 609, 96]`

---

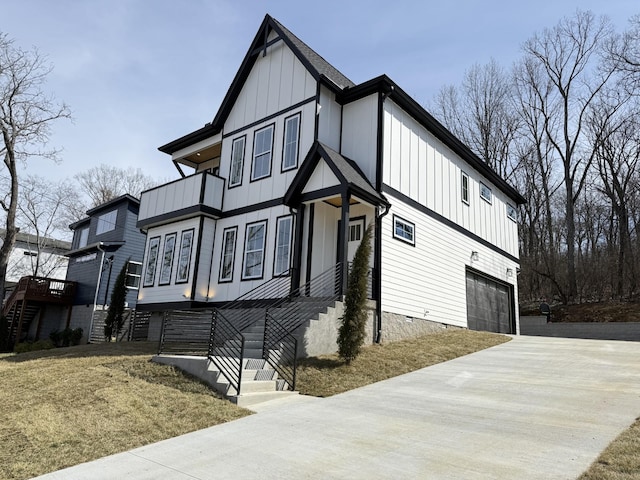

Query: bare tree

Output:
[433, 59, 520, 179]
[589, 98, 640, 298]
[15, 175, 79, 277]
[74, 164, 161, 208]
[0, 33, 70, 298]
[520, 10, 617, 302]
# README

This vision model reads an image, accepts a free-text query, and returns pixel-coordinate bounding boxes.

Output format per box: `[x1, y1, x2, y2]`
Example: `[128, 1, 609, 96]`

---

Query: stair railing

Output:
[208, 309, 244, 395]
[262, 262, 344, 390]
[206, 272, 294, 396]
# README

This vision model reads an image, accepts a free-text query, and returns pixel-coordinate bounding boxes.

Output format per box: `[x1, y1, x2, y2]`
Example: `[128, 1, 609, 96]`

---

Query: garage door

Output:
[466, 270, 513, 334]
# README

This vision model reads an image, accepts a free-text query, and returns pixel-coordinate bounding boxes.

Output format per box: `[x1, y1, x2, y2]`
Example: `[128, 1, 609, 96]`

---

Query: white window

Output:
[158, 233, 177, 285]
[282, 114, 300, 171]
[78, 227, 89, 248]
[507, 203, 517, 222]
[96, 210, 117, 235]
[251, 125, 274, 181]
[229, 136, 245, 187]
[176, 229, 194, 283]
[461, 171, 470, 205]
[480, 182, 492, 204]
[219, 227, 238, 282]
[393, 215, 415, 245]
[242, 221, 267, 280]
[125, 261, 142, 289]
[349, 222, 362, 242]
[143, 237, 160, 287]
[274, 216, 293, 276]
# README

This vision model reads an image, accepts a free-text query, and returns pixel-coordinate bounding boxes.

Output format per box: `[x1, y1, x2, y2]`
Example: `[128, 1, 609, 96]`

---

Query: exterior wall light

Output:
[506, 268, 514, 277]
[470, 251, 479, 262]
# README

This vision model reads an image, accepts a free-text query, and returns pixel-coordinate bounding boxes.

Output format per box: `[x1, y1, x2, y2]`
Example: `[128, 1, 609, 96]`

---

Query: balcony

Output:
[137, 172, 224, 229]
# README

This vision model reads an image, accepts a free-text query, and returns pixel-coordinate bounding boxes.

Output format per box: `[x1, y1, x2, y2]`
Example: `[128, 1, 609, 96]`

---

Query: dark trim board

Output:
[382, 184, 520, 264]
[137, 205, 223, 229]
[305, 203, 315, 285]
[222, 97, 315, 139]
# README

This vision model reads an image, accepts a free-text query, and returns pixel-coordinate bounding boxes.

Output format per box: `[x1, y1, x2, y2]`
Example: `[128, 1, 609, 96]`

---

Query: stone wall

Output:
[380, 311, 460, 344]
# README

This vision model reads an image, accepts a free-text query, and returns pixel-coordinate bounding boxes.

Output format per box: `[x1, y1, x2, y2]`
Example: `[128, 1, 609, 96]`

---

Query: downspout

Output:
[89, 243, 105, 343]
[375, 203, 390, 344]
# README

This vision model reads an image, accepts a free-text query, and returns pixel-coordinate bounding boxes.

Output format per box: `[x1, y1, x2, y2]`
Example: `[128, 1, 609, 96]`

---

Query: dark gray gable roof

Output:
[270, 18, 354, 90]
[159, 14, 354, 155]
[285, 141, 388, 207]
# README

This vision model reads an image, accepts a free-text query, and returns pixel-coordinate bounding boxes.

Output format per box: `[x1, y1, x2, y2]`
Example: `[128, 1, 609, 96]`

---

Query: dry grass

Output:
[0, 342, 251, 480]
[296, 329, 510, 397]
[579, 417, 640, 480]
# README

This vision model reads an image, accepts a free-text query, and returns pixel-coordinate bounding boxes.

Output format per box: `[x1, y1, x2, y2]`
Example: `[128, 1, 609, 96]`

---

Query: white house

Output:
[1, 229, 70, 290]
[136, 14, 525, 349]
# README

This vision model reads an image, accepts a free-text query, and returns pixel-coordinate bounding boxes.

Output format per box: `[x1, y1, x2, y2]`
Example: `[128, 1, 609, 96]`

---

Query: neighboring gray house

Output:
[65, 195, 146, 341]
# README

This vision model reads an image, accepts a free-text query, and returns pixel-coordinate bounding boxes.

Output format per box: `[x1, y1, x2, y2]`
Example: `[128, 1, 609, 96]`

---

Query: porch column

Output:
[337, 190, 351, 295]
[291, 204, 305, 293]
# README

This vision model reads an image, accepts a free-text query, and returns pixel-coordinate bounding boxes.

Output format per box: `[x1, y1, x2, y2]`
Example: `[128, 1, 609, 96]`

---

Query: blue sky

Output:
[3, 0, 639, 184]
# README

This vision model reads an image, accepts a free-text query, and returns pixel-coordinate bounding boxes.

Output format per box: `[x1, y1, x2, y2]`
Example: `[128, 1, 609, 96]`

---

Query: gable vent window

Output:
[393, 215, 415, 246]
[480, 182, 492, 204]
[251, 125, 274, 181]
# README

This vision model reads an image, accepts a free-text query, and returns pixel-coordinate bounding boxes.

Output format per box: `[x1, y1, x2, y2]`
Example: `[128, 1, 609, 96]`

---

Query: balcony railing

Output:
[137, 172, 224, 228]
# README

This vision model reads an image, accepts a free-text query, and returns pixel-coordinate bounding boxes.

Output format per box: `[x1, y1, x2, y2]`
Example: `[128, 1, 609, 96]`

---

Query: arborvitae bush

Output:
[338, 223, 373, 365]
[105, 262, 128, 341]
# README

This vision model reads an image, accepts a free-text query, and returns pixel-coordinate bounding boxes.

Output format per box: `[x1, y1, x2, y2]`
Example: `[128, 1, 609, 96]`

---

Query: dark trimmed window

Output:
[143, 236, 160, 287]
[242, 221, 267, 280]
[229, 136, 245, 187]
[219, 227, 238, 283]
[461, 171, 470, 205]
[274, 216, 293, 276]
[158, 233, 177, 285]
[480, 182, 492, 204]
[251, 125, 274, 181]
[282, 113, 300, 171]
[393, 215, 415, 245]
[176, 229, 194, 283]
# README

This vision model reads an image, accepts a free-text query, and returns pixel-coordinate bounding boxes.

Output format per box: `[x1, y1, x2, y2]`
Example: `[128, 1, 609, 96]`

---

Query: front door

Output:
[346, 217, 365, 263]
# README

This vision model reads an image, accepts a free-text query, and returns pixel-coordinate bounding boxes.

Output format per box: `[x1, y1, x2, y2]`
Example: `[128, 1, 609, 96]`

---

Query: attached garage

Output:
[466, 269, 515, 334]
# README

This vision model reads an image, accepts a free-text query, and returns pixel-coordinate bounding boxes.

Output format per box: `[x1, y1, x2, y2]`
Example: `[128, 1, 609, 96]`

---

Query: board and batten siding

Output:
[137, 218, 201, 306]
[219, 101, 315, 211]
[380, 192, 520, 330]
[316, 85, 341, 151]
[341, 93, 379, 185]
[224, 33, 317, 134]
[382, 99, 519, 258]
[208, 204, 293, 302]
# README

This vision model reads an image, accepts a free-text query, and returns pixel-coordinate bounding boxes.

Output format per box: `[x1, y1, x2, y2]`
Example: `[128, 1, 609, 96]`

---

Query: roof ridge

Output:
[270, 16, 355, 89]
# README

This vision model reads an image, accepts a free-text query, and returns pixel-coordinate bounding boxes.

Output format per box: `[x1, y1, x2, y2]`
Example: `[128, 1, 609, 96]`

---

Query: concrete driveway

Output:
[34, 336, 640, 480]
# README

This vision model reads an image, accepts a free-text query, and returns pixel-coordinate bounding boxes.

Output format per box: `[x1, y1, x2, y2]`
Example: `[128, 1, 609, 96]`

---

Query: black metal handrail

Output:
[206, 273, 295, 395]
[263, 311, 297, 390]
[208, 309, 244, 395]
[262, 263, 343, 390]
